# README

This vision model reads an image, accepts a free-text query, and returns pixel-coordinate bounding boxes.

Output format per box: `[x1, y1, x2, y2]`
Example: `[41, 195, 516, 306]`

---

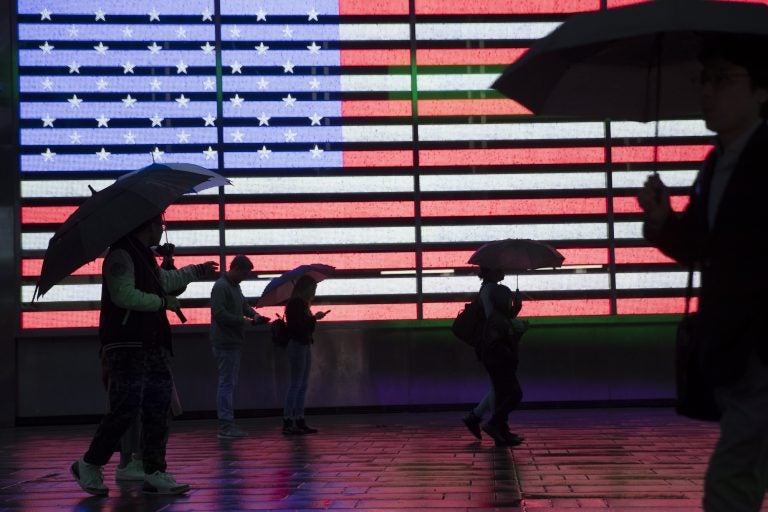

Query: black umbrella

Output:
[468, 239, 565, 273]
[492, 0, 768, 121]
[35, 163, 230, 299]
[257, 264, 335, 308]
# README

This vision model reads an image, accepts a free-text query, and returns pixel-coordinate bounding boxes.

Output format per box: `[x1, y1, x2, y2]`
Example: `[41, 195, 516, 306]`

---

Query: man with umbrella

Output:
[638, 34, 768, 512]
[70, 214, 218, 496]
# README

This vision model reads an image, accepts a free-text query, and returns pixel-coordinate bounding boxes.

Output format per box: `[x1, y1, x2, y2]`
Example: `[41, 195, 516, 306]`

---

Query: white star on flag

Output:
[40, 8, 52, 20]
[147, 42, 162, 54]
[68, 61, 80, 74]
[282, 61, 295, 73]
[230, 94, 245, 107]
[150, 114, 164, 127]
[258, 146, 271, 159]
[177, 130, 191, 143]
[175, 94, 190, 107]
[203, 78, 215, 90]
[284, 129, 297, 142]
[41, 78, 54, 91]
[42, 115, 55, 127]
[68, 94, 83, 108]
[94, 42, 109, 55]
[255, 42, 269, 54]
[122, 26, 133, 38]
[203, 146, 217, 159]
[283, 26, 294, 38]
[41, 148, 55, 161]
[307, 42, 321, 54]
[68, 25, 79, 37]
[96, 148, 111, 160]
[203, 113, 216, 126]
[232, 129, 245, 142]
[95, 9, 106, 21]
[148, 8, 160, 21]
[307, 8, 319, 21]
[150, 78, 162, 90]
[122, 94, 137, 107]
[176, 26, 187, 39]
[201, 42, 215, 54]
[256, 9, 267, 21]
[310, 145, 324, 158]
[309, 78, 320, 90]
[230, 26, 241, 38]
[282, 94, 297, 107]
[70, 131, 82, 144]
[257, 113, 270, 126]
[39, 41, 54, 54]
[151, 147, 165, 161]
[230, 61, 243, 74]
[122, 62, 135, 74]
[124, 131, 137, 143]
[202, 8, 213, 21]
[96, 78, 108, 90]
[176, 61, 189, 74]
[257, 77, 269, 90]
[309, 113, 323, 125]
[96, 115, 110, 127]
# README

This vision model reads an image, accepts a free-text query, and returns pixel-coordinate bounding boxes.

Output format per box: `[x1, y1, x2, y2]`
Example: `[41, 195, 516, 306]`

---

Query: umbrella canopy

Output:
[35, 163, 231, 298]
[492, 0, 768, 121]
[469, 239, 564, 273]
[257, 264, 335, 308]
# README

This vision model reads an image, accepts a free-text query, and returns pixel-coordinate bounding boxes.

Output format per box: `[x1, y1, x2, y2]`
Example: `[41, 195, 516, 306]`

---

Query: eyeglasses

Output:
[697, 70, 750, 89]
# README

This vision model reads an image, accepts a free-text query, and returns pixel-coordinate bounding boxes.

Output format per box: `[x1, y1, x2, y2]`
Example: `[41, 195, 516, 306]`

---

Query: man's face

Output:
[699, 57, 767, 137]
[229, 266, 251, 284]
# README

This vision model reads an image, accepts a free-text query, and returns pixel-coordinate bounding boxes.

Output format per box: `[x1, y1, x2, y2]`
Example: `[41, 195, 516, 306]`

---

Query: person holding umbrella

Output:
[70, 214, 218, 496]
[638, 34, 768, 512]
[282, 275, 329, 435]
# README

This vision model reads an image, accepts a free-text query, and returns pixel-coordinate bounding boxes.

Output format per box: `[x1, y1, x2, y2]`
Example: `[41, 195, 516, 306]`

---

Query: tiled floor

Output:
[0, 407, 765, 511]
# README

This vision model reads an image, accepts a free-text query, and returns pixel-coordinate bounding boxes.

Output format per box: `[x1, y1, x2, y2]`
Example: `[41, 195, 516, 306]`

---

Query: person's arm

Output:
[285, 298, 317, 336]
[159, 261, 216, 294]
[103, 249, 164, 311]
[210, 282, 250, 327]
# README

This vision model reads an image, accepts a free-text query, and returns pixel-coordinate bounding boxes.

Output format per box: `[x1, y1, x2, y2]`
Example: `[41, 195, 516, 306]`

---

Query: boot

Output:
[295, 418, 318, 434]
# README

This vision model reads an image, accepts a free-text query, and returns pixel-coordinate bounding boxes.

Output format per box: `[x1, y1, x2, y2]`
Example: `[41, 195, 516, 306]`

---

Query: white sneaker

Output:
[115, 458, 144, 481]
[70, 458, 108, 496]
[217, 424, 248, 439]
[142, 471, 190, 495]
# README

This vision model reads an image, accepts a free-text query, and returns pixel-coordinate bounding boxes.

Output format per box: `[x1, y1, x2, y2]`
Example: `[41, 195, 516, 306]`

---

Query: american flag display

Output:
[18, 0, 723, 330]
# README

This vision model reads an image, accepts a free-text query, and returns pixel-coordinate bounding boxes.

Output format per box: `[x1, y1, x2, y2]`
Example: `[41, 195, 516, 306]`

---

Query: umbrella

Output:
[492, 0, 768, 121]
[257, 264, 335, 308]
[35, 163, 231, 299]
[468, 239, 565, 273]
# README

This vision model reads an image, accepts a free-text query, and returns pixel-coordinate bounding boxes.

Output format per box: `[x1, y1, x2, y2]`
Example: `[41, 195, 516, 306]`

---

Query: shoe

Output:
[503, 431, 524, 447]
[295, 418, 318, 434]
[482, 422, 511, 447]
[142, 471, 190, 495]
[282, 418, 300, 435]
[115, 457, 144, 481]
[70, 458, 108, 496]
[217, 424, 248, 439]
[462, 412, 482, 440]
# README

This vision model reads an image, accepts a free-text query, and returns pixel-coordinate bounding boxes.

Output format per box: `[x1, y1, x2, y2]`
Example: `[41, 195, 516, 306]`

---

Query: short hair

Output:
[699, 33, 768, 118]
[478, 266, 505, 283]
[292, 275, 317, 297]
[230, 254, 253, 271]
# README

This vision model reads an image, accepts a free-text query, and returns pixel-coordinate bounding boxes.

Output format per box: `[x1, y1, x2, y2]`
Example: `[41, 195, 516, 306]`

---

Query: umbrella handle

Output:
[174, 308, 187, 323]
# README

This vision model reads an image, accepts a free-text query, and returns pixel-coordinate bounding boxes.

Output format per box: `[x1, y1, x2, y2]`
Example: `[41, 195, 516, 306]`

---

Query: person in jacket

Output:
[282, 275, 328, 435]
[638, 34, 768, 512]
[70, 214, 218, 496]
[210, 254, 268, 439]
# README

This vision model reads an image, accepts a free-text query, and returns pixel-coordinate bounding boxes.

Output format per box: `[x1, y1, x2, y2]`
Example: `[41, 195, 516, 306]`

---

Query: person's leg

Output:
[294, 346, 317, 433]
[704, 354, 768, 512]
[139, 347, 173, 476]
[213, 346, 241, 429]
[283, 340, 304, 433]
[474, 388, 495, 418]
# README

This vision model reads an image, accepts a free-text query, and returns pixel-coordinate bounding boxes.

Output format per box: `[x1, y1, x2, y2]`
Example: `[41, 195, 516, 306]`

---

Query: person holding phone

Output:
[282, 275, 329, 435]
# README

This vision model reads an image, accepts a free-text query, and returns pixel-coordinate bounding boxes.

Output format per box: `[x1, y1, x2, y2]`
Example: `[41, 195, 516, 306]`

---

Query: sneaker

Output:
[461, 412, 482, 440]
[70, 458, 108, 496]
[295, 418, 318, 434]
[115, 458, 145, 481]
[282, 418, 300, 436]
[503, 431, 525, 447]
[482, 422, 511, 447]
[217, 425, 248, 439]
[142, 471, 190, 495]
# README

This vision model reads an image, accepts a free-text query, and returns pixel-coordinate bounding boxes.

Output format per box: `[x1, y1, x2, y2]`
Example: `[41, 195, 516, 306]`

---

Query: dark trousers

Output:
[482, 343, 523, 428]
[84, 347, 172, 474]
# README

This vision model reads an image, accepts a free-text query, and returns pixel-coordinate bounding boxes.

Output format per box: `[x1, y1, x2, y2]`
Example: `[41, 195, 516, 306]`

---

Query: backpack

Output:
[270, 315, 290, 347]
[451, 299, 485, 346]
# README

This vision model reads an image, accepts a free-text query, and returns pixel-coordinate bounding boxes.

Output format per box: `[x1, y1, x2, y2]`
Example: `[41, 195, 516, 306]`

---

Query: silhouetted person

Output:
[638, 35, 768, 512]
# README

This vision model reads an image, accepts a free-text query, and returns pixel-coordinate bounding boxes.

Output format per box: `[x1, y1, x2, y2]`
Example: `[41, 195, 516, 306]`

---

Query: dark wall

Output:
[16, 317, 678, 420]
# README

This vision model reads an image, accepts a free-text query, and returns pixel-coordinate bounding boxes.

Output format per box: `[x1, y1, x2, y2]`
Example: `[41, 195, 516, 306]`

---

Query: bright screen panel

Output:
[17, 0, 715, 329]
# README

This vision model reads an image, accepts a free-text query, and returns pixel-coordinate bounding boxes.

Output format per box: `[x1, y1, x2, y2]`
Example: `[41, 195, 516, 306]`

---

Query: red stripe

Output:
[416, 48, 527, 66]
[164, 204, 220, 222]
[613, 196, 690, 214]
[418, 99, 531, 116]
[225, 201, 414, 220]
[612, 145, 713, 163]
[21, 204, 220, 224]
[420, 147, 605, 167]
[22, 255, 219, 278]
[415, 0, 600, 14]
[343, 150, 413, 167]
[423, 299, 611, 319]
[606, 0, 649, 6]
[616, 297, 697, 315]
[229, 252, 416, 272]
[342, 100, 412, 117]
[422, 198, 607, 217]
[614, 247, 676, 264]
[340, 49, 410, 66]
[422, 248, 608, 268]
[338, 0, 410, 15]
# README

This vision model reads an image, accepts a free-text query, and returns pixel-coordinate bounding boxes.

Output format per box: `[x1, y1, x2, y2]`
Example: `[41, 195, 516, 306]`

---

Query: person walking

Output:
[70, 214, 218, 496]
[282, 275, 328, 435]
[210, 254, 268, 439]
[638, 34, 768, 512]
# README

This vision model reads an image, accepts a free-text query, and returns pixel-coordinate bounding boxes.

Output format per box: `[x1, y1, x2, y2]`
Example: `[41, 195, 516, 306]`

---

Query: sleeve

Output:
[103, 249, 163, 311]
[242, 299, 257, 320]
[210, 282, 250, 327]
[158, 264, 202, 294]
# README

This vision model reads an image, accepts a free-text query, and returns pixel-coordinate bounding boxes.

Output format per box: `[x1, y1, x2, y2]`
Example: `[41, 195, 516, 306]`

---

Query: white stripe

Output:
[22, 230, 222, 251]
[342, 125, 413, 143]
[612, 170, 698, 189]
[340, 75, 411, 92]
[21, 179, 219, 198]
[226, 176, 414, 194]
[613, 222, 643, 240]
[339, 24, 410, 41]
[610, 120, 713, 138]
[420, 173, 606, 192]
[421, 223, 607, 243]
[417, 73, 498, 92]
[225, 227, 415, 246]
[615, 271, 700, 289]
[415, 22, 559, 40]
[420, 122, 605, 142]
[423, 273, 611, 294]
